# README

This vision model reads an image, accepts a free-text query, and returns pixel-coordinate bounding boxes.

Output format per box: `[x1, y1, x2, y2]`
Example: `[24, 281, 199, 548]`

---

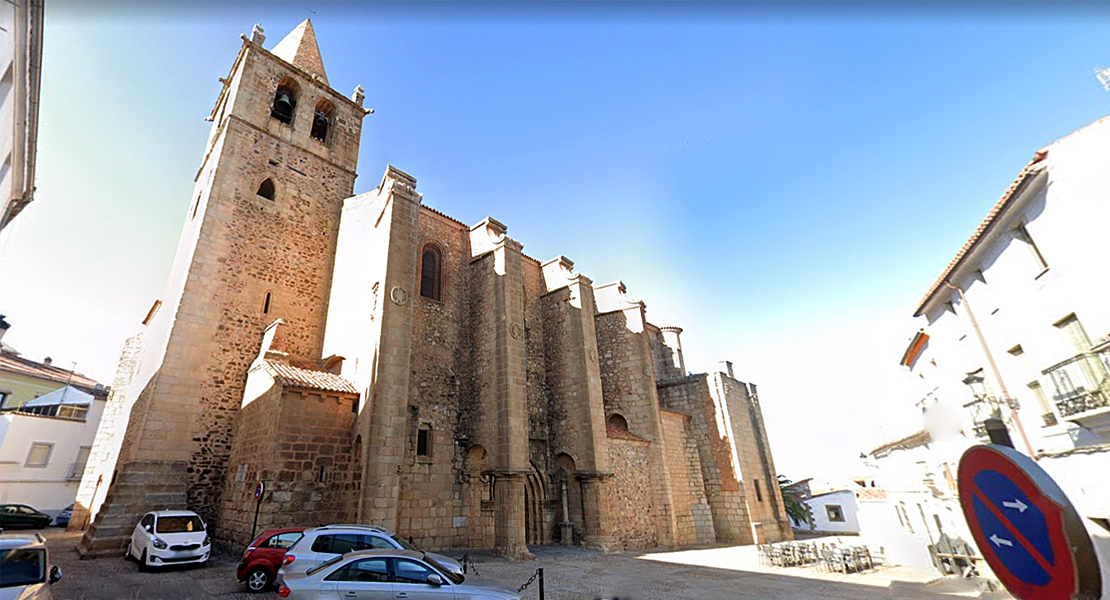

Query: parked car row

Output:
[0, 503, 76, 530]
[115, 512, 515, 599]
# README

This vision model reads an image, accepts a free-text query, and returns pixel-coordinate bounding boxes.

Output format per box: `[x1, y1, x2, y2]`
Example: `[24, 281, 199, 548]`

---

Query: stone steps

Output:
[77, 461, 190, 559]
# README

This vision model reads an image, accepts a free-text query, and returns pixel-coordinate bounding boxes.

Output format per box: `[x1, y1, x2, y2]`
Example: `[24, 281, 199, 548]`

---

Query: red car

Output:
[236, 528, 305, 592]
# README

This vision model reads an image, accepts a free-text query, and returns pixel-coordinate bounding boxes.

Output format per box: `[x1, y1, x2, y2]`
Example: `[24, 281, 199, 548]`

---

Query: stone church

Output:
[74, 20, 791, 558]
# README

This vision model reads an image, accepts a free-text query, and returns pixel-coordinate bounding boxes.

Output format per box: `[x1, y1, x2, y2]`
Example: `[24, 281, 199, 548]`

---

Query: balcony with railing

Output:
[1042, 351, 1110, 426]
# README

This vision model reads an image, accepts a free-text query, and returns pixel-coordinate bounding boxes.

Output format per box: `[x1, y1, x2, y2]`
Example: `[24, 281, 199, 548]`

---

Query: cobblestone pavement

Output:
[33, 529, 971, 600]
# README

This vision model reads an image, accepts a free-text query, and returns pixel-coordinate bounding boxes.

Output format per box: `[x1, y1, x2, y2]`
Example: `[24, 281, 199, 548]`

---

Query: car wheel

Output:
[138, 549, 150, 572]
[245, 567, 270, 592]
[125, 542, 134, 561]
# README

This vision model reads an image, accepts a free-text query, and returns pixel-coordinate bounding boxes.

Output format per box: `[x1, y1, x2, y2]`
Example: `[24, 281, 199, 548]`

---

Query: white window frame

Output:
[25, 442, 54, 468]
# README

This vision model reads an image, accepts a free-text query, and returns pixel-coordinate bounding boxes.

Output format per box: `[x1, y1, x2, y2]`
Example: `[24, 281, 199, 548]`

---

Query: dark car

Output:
[0, 504, 53, 530]
[53, 504, 74, 527]
[236, 528, 305, 592]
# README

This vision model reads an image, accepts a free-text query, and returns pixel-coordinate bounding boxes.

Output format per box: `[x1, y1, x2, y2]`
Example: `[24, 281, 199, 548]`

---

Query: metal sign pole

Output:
[250, 481, 265, 543]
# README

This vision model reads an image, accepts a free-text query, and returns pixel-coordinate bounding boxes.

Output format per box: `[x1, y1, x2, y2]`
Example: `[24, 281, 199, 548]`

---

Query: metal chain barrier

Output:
[460, 554, 481, 576]
[517, 567, 544, 598]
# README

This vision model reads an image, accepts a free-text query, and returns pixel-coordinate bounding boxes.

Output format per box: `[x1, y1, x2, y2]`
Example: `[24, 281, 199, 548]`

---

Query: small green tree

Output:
[778, 474, 810, 528]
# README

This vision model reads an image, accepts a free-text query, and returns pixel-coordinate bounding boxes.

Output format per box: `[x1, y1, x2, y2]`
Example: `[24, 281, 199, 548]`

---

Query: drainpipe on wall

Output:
[943, 281, 1036, 458]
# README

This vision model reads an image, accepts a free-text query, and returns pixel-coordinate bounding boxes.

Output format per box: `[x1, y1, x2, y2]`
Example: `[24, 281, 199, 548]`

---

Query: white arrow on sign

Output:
[1002, 499, 1028, 513]
[990, 534, 1014, 548]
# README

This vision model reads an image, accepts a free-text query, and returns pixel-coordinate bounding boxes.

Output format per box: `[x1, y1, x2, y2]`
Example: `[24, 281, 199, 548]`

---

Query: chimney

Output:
[43, 356, 52, 366]
[717, 360, 734, 379]
[0, 315, 9, 344]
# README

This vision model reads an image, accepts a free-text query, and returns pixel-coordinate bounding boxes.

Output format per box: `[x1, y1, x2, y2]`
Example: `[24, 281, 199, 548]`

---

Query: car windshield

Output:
[0, 548, 46, 588]
[423, 555, 464, 585]
[307, 554, 345, 576]
[390, 534, 418, 551]
[156, 516, 205, 534]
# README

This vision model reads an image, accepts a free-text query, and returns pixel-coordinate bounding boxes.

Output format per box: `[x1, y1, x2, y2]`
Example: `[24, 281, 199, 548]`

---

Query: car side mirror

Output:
[426, 573, 443, 586]
[144, 524, 152, 532]
[49, 566, 63, 584]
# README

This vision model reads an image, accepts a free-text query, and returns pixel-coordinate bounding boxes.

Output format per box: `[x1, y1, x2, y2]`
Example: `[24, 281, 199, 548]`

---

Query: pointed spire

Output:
[271, 19, 329, 85]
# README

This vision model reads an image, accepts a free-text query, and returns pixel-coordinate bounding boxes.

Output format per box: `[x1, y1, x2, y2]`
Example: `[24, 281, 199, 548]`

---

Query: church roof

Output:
[262, 359, 358, 395]
[271, 19, 328, 85]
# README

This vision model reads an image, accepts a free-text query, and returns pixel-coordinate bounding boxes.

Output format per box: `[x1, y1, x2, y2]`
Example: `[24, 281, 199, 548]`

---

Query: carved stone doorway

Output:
[524, 463, 545, 545]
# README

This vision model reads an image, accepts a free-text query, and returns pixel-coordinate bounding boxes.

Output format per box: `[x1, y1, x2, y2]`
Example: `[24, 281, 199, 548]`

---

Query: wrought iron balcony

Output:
[1041, 351, 1110, 419]
[1054, 388, 1110, 418]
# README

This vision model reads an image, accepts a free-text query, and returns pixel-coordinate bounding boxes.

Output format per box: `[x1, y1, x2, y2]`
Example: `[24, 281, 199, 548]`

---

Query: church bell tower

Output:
[76, 20, 369, 556]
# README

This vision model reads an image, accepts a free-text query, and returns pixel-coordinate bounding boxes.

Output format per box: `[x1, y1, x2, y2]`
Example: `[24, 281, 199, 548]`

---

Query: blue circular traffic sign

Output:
[958, 444, 1101, 600]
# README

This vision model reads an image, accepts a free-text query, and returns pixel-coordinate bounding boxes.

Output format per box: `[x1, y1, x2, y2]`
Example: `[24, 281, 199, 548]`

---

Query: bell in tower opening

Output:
[271, 85, 296, 124]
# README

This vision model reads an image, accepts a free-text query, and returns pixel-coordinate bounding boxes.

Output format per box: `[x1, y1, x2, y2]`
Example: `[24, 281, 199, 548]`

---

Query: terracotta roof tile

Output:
[606, 424, 649, 442]
[0, 353, 106, 394]
[914, 151, 1048, 316]
[262, 360, 359, 395]
[419, 204, 468, 229]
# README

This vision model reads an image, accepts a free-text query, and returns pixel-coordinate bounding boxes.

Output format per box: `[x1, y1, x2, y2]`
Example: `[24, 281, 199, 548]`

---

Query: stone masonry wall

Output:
[522, 257, 553, 544]
[657, 375, 754, 545]
[647, 325, 684, 383]
[605, 436, 657, 549]
[218, 380, 358, 547]
[595, 308, 677, 546]
[717, 376, 791, 543]
[71, 332, 144, 531]
[398, 208, 469, 549]
[659, 409, 715, 545]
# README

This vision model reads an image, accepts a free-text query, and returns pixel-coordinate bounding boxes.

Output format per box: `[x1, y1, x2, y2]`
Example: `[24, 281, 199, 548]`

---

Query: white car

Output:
[126, 510, 210, 569]
[278, 524, 463, 578]
[277, 549, 519, 600]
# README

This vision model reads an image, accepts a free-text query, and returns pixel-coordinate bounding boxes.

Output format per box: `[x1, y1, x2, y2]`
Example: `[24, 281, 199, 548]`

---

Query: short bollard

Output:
[539, 567, 545, 600]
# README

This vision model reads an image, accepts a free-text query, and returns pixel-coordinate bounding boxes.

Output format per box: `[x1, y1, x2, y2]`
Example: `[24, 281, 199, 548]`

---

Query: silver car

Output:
[279, 525, 462, 578]
[0, 533, 63, 600]
[277, 549, 518, 600]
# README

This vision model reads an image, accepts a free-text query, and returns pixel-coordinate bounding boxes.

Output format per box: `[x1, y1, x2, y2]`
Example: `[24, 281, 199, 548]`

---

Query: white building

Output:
[0, 385, 105, 515]
[867, 113, 1110, 577]
[802, 489, 860, 534]
[0, 0, 44, 230]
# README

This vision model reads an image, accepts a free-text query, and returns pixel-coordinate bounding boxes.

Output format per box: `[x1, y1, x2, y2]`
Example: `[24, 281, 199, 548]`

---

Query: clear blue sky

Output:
[3, 1, 1110, 478]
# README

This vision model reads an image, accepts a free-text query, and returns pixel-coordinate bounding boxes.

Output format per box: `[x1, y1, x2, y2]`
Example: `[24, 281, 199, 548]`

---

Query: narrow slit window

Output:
[257, 179, 275, 200]
[419, 244, 442, 300]
[753, 479, 763, 502]
[417, 426, 431, 457]
[263, 292, 272, 314]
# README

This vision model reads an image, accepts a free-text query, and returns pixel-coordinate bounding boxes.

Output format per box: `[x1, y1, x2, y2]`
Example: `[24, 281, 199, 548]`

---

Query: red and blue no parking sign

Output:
[958, 444, 1101, 600]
